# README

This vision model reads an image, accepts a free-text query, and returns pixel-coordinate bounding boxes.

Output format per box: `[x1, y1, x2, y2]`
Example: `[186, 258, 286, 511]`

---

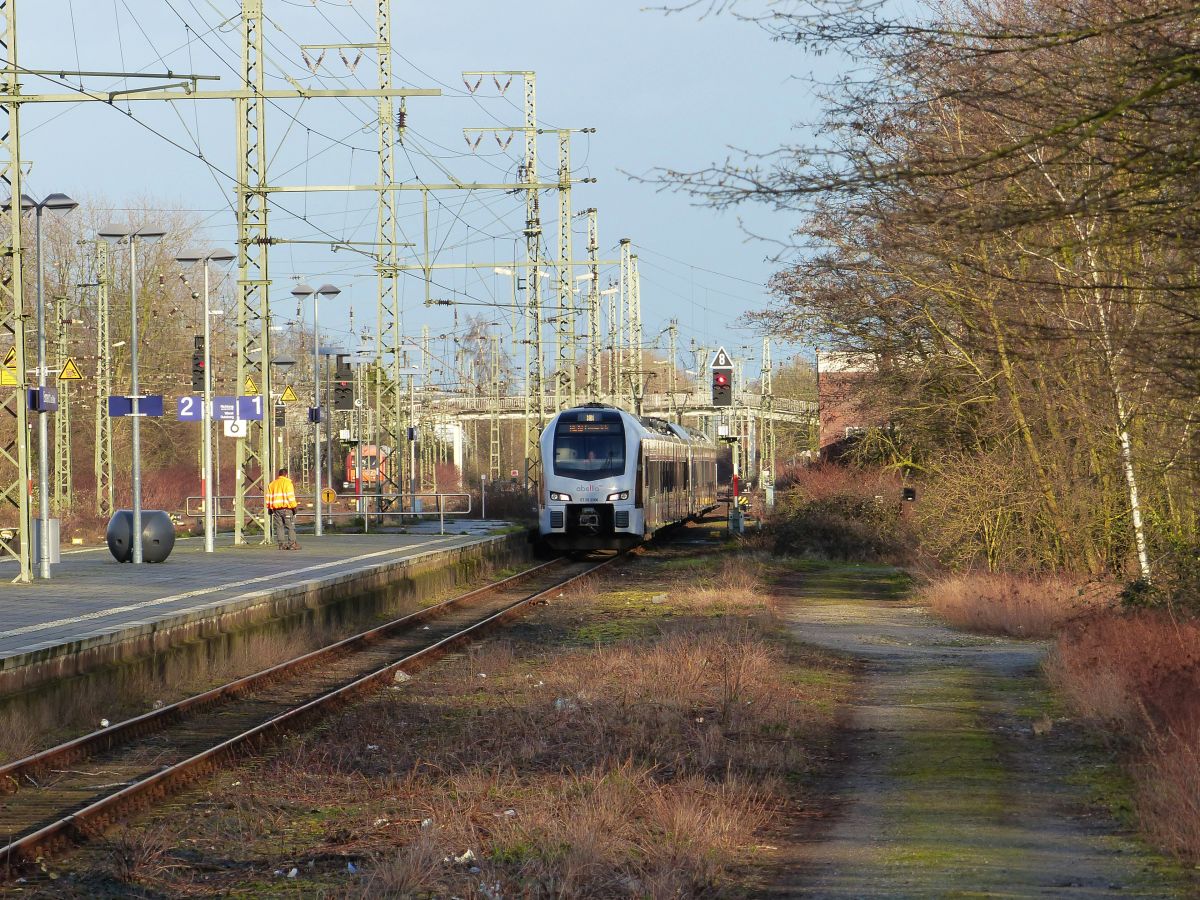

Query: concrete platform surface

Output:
[0, 530, 512, 661]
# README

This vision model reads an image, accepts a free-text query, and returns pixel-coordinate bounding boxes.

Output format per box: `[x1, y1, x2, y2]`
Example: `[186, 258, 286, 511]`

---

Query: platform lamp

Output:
[2, 193, 79, 579]
[98, 224, 166, 565]
[175, 248, 235, 554]
[291, 282, 341, 536]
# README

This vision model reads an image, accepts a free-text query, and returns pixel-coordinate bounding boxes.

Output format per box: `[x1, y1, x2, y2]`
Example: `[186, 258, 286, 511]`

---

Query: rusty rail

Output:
[0, 554, 619, 875]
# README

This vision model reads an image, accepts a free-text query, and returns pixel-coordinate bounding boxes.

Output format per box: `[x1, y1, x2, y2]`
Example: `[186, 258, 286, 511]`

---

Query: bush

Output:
[1120, 539, 1200, 614]
[1048, 609, 1200, 734]
[922, 573, 1113, 638]
[769, 464, 912, 562]
[1049, 608, 1200, 862]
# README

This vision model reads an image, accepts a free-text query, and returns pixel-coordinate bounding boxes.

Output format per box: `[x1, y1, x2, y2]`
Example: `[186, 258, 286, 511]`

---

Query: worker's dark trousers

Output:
[270, 508, 297, 548]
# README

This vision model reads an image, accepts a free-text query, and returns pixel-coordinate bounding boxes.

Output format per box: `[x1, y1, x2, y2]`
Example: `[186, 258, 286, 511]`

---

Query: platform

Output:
[0, 526, 530, 694]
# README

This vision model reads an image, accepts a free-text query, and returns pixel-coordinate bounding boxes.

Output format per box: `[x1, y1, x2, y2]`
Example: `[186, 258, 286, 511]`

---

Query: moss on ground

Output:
[26, 538, 853, 898]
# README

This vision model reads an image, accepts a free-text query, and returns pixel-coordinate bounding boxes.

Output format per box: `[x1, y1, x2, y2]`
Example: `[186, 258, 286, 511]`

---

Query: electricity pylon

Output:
[228, 4, 434, 541]
[617, 238, 631, 409]
[232, 0, 272, 544]
[761, 337, 776, 505]
[583, 208, 601, 400]
[630, 253, 643, 405]
[553, 129, 575, 411]
[0, 0, 33, 580]
[607, 275, 620, 404]
[419, 324, 436, 493]
[521, 75, 544, 488]
[53, 296, 72, 511]
[488, 334, 501, 480]
[616, 243, 644, 411]
[666, 320, 680, 422]
[0, 1, 438, 549]
[461, 71, 544, 488]
[92, 239, 113, 517]
[373, 0, 405, 507]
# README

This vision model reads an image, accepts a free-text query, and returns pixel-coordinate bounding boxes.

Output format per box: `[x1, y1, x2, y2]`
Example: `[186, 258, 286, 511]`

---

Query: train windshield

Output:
[553, 414, 625, 480]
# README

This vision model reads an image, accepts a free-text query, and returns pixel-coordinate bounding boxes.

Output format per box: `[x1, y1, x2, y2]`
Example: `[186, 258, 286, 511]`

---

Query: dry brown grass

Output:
[105, 825, 178, 887]
[50, 551, 850, 896]
[1048, 607, 1200, 863]
[356, 831, 442, 897]
[270, 617, 813, 897]
[921, 572, 1114, 638]
[0, 559, 521, 763]
[1134, 727, 1200, 862]
[1047, 609, 1200, 730]
[685, 555, 776, 615]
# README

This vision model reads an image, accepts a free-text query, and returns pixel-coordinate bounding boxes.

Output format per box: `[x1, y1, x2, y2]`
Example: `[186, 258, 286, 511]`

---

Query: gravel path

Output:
[769, 564, 1184, 899]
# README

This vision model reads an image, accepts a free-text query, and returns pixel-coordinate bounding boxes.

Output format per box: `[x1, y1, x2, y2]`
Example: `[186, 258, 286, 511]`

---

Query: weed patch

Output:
[922, 573, 1115, 638]
[50, 544, 852, 897]
[1049, 607, 1200, 864]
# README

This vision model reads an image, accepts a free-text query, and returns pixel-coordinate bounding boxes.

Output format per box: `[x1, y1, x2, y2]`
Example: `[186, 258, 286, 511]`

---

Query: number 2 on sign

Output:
[178, 396, 202, 422]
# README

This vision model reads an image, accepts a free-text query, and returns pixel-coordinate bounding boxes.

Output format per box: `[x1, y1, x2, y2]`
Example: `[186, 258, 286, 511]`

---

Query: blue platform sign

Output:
[212, 395, 237, 421]
[177, 395, 204, 421]
[139, 395, 165, 417]
[236, 395, 264, 421]
[28, 386, 58, 412]
[108, 395, 164, 417]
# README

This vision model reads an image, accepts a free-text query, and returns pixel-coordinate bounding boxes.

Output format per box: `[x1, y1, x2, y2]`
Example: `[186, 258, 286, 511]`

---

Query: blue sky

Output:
[15, 0, 824, 378]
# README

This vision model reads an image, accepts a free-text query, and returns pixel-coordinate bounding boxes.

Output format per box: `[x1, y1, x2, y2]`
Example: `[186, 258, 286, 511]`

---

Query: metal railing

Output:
[185, 492, 473, 535]
[432, 392, 816, 416]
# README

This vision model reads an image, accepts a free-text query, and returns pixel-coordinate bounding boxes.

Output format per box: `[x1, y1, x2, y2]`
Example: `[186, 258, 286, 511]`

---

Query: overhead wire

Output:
[22, 2, 614, 363]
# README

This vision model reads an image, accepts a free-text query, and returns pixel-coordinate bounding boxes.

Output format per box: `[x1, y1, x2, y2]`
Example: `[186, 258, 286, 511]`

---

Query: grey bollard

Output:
[106, 510, 177, 563]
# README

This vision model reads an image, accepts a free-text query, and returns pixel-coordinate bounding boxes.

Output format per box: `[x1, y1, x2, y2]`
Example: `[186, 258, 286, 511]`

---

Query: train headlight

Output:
[549, 491, 572, 502]
[606, 490, 629, 501]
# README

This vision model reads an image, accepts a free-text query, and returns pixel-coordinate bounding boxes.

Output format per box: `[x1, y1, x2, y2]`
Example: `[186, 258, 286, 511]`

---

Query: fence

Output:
[185, 492, 473, 535]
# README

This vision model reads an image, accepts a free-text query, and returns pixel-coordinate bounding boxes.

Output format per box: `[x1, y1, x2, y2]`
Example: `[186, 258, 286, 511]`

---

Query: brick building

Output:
[817, 352, 883, 459]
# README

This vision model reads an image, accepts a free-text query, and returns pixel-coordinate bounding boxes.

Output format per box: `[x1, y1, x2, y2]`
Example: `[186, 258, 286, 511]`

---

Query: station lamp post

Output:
[8, 194, 79, 579]
[4, 193, 79, 578]
[98, 224, 166, 565]
[175, 248, 235, 554]
[290, 282, 341, 536]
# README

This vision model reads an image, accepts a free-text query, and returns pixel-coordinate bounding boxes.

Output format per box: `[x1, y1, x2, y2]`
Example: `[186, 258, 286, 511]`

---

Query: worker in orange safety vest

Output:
[265, 467, 300, 550]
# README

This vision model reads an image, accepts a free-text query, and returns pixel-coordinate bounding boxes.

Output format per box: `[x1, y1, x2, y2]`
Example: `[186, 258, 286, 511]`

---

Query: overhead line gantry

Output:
[0, 0, 439, 576]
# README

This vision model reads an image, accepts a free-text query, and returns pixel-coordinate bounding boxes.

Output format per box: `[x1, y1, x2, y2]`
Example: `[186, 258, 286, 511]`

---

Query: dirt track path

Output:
[770, 565, 1185, 899]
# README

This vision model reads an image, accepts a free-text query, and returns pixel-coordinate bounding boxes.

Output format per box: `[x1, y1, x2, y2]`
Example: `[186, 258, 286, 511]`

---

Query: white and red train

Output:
[538, 404, 718, 551]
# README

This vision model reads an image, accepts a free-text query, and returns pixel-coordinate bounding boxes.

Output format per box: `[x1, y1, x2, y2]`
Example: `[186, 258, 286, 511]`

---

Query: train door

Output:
[635, 444, 644, 511]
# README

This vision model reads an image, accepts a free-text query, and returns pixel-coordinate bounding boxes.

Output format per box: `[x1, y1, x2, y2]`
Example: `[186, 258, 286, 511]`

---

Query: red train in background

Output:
[344, 444, 392, 492]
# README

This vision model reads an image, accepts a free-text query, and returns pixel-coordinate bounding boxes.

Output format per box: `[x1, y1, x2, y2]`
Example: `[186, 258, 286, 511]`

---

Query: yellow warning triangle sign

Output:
[2, 347, 16, 370]
[244, 375, 259, 395]
[0, 368, 18, 387]
[58, 357, 84, 380]
[279, 384, 299, 403]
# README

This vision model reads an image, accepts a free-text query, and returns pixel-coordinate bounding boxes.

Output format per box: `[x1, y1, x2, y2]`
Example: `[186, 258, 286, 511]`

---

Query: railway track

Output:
[0, 554, 617, 877]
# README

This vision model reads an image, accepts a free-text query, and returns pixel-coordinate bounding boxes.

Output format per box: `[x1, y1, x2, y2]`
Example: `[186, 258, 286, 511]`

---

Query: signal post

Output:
[710, 347, 743, 535]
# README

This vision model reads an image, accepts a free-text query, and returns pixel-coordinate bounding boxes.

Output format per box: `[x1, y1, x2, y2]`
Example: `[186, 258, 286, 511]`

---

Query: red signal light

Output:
[715, 372, 727, 385]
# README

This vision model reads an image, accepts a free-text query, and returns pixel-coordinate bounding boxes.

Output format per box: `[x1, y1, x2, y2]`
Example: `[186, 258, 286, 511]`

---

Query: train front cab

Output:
[540, 409, 643, 551]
